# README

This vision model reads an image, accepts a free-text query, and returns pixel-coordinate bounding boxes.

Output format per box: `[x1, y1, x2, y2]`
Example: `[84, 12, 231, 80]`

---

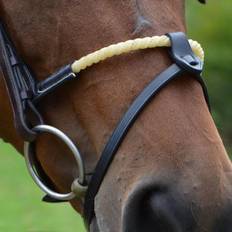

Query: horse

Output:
[1, 0, 232, 231]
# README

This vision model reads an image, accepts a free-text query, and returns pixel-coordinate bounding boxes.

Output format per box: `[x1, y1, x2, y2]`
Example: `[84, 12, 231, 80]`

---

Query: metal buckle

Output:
[34, 65, 77, 102]
[24, 124, 87, 201]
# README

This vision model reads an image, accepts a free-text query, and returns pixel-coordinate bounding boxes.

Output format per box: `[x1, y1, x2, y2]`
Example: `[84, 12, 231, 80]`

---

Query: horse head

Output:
[0, 0, 231, 231]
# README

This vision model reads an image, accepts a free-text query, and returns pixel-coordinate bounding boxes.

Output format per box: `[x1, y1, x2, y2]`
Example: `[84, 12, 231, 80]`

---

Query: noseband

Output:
[0, 21, 210, 227]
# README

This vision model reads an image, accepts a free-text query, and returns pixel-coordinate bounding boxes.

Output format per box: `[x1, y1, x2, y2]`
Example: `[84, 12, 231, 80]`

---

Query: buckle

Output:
[166, 32, 203, 75]
[35, 64, 77, 102]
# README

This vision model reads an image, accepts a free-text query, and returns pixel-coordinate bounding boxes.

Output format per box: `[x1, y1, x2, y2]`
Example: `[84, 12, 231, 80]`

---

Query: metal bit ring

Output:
[24, 124, 86, 201]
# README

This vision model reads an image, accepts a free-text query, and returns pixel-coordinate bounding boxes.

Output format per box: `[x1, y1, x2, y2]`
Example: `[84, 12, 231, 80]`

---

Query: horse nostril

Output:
[123, 186, 196, 232]
[214, 205, 232, 232]
[145, 192, 181, 231]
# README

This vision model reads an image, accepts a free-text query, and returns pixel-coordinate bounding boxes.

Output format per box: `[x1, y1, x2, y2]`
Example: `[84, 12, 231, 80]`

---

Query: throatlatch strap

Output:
[83, 32, 210, 226]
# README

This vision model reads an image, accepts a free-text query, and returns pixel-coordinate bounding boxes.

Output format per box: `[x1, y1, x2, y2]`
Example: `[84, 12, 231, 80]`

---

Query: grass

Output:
[0, 140, 86, 232]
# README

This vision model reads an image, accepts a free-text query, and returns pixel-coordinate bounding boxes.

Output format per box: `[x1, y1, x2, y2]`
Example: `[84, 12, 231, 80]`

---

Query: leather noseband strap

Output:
[0, 21, 210, 228]
[83, 32, 210, 226]
[0, 21, 77, 141]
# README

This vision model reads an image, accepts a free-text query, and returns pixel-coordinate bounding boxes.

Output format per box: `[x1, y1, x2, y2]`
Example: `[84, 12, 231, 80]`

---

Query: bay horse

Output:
[1, 0, 232, 231]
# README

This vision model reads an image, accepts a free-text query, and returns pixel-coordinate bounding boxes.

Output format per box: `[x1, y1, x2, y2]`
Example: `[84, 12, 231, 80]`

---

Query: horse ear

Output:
[198, 0, 206, 3]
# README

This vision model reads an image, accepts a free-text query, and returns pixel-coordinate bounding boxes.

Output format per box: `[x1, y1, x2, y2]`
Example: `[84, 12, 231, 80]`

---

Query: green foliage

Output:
[0, 141, 86, 231]
[187, 0, 232, 151]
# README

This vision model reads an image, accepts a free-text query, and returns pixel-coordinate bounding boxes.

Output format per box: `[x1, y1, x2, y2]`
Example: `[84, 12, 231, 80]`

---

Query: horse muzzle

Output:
[122, 180, 232, 232]
[122, 183, 197, 232]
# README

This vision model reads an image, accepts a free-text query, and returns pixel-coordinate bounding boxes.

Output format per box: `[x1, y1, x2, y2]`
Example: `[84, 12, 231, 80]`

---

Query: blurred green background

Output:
[0, 1, 231, 231]
[187, 0, 232, 155]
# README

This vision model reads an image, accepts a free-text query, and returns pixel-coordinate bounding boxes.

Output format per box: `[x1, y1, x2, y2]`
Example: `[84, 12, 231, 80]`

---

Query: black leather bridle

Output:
[0, 14, 210, 228]
[83, 33, 210, 225]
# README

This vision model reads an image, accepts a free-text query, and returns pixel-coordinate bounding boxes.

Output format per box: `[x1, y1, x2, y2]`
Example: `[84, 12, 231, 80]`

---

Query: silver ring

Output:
[24, 124, 86, 201]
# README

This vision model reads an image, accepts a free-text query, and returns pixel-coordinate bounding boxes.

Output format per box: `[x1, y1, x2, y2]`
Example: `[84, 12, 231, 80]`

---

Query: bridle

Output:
[0, 18, 210, 228]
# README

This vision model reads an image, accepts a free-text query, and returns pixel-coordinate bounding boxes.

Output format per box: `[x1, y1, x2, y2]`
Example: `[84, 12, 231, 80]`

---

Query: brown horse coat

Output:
[1, 1, 232, 231]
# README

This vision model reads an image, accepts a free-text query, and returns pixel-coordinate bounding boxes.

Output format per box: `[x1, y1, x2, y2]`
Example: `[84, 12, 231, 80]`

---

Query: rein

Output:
[0, 21, 210, 227]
